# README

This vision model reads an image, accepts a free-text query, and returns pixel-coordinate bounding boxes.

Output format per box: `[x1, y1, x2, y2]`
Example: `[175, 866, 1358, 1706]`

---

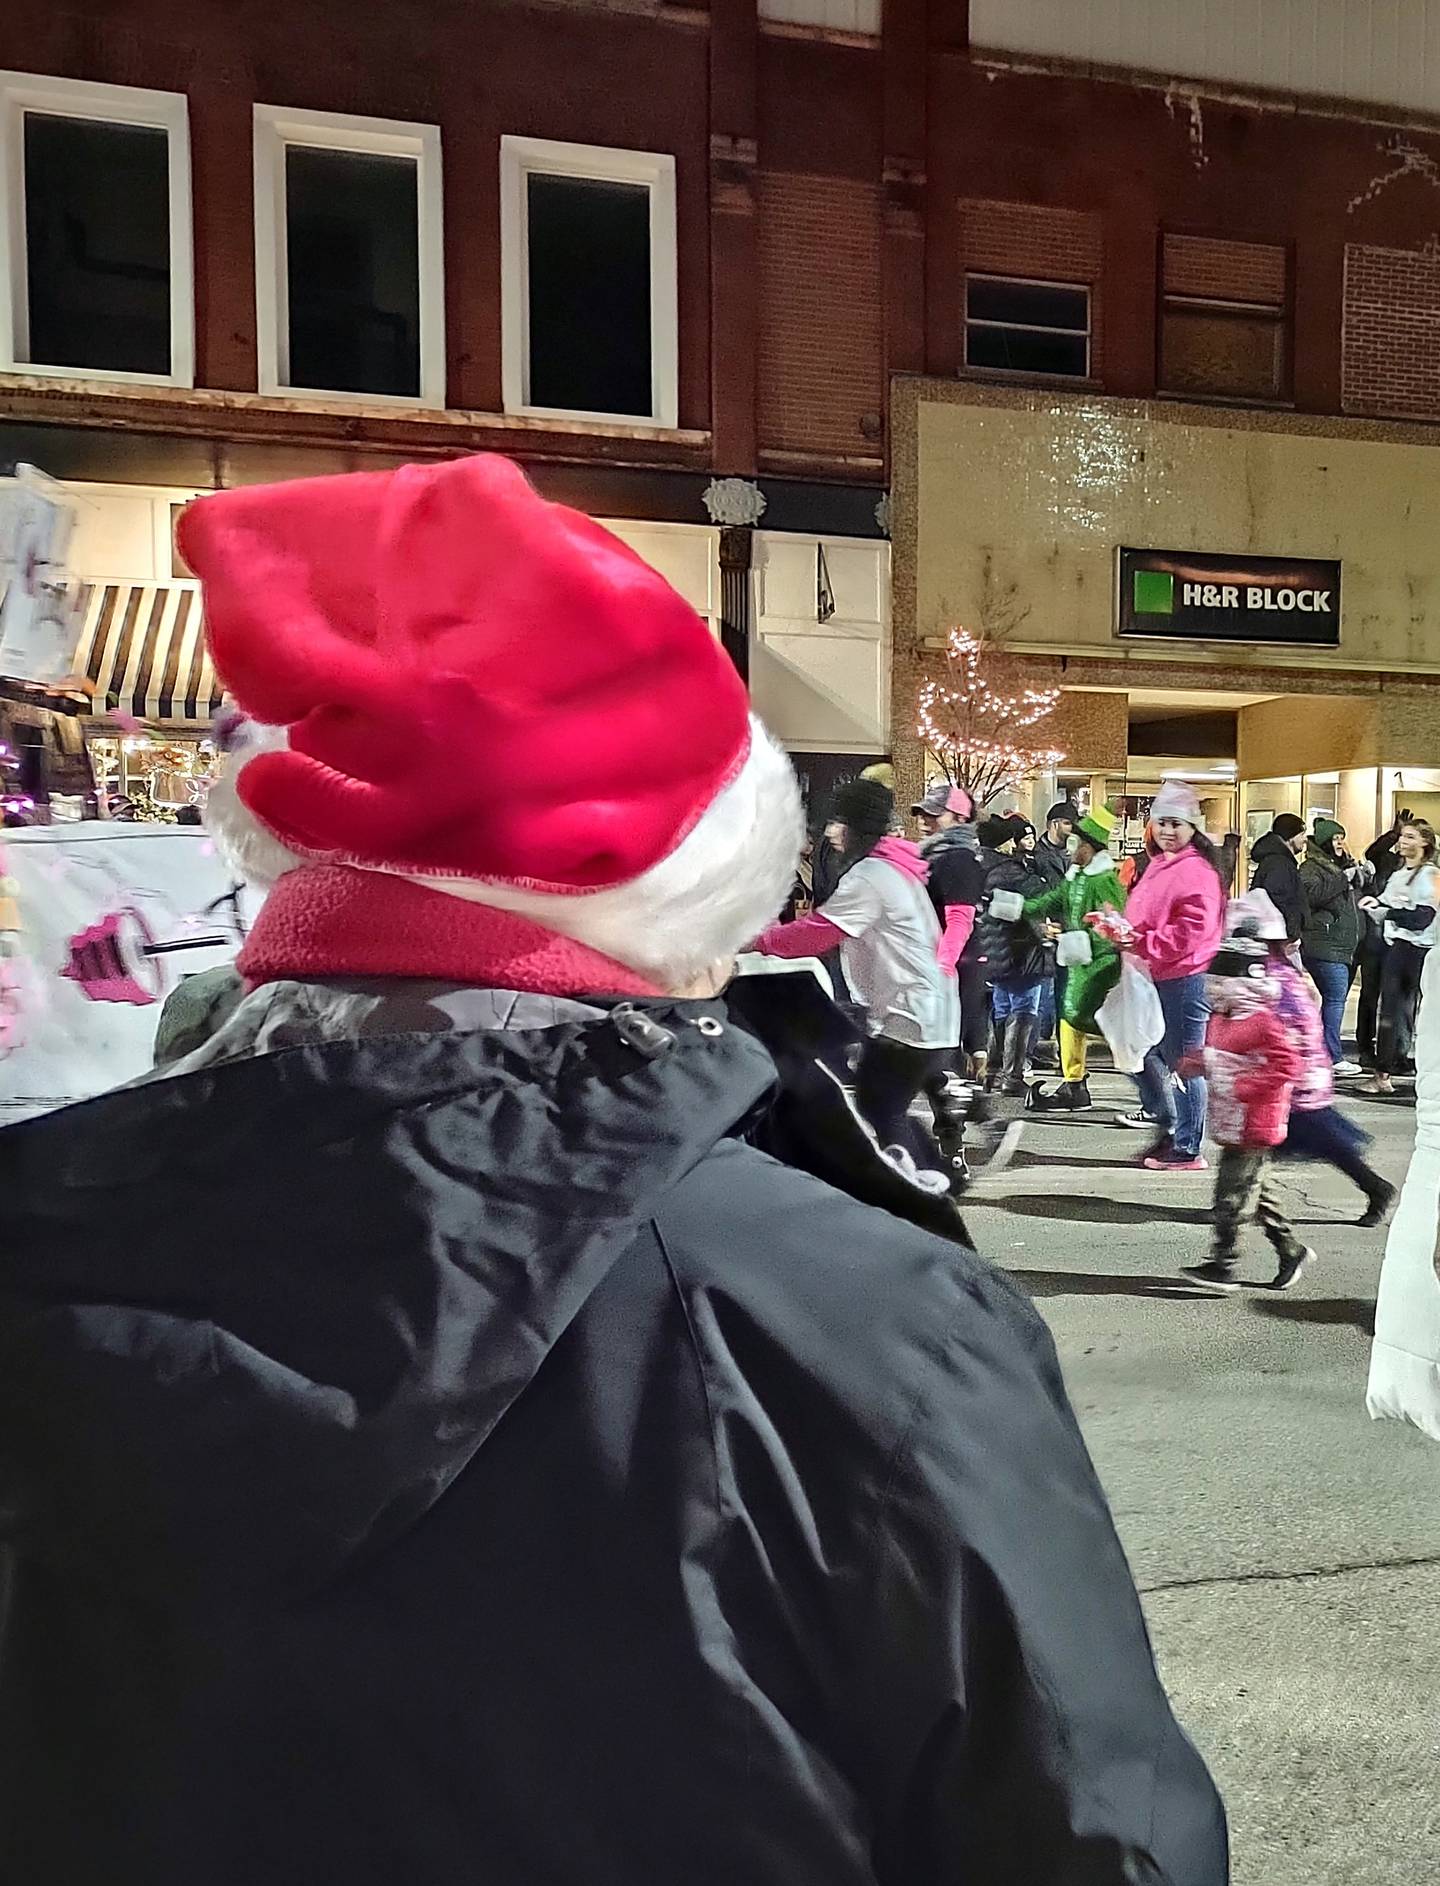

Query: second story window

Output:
[0, 71, 193, 386]
[253, 105, 444, 406]
[1159, 234, 1289, 404]
[964, 275, 1090, 378]
[501, 136, 678, 428]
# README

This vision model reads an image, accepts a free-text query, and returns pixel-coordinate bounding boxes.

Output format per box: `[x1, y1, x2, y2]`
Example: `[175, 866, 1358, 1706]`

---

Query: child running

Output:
[1179, 937, 1315, 1295]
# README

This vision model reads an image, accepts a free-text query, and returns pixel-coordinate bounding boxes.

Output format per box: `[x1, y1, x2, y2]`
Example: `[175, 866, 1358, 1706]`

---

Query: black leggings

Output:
[1375, 943, 1427, 1074]
[855, 1037, 948, 1161]
[959, 962, 990, 1057]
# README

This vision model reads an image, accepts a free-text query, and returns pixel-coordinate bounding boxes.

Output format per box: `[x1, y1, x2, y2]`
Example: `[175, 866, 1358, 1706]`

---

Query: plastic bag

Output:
[1056, 927, 1093, 969]
[1095, 954, 1164, 1074]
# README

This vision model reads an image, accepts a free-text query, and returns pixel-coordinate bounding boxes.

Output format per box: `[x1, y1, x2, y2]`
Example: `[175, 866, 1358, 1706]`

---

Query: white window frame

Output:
[0, 70, 193, 388]
[963, 271, 1091, 379]
[253, 103, 445, 408]
[501, 134, 678, 429]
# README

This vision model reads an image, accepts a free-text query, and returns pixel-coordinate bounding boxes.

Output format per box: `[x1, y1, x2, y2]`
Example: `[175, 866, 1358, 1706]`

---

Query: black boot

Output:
[1001, 1015, 1036, 1096]
[1028, 1077, 1091, 1112]
[1358, 1179, 1397, 1228]
[983, 1019, 1005, 1092]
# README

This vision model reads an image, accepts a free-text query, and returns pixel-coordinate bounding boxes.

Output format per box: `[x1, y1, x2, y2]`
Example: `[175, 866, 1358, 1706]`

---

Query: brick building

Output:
[5, 0, 1440, 837]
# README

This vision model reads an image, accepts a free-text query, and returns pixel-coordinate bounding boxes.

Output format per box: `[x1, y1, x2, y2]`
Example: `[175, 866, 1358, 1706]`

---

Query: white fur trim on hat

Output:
[414, 717, 803, 984]
[205, 715, 804, 987]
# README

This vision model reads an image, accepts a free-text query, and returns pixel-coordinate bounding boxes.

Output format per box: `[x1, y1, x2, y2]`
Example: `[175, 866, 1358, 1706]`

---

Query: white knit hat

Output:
[1150, 781, 1203, 826]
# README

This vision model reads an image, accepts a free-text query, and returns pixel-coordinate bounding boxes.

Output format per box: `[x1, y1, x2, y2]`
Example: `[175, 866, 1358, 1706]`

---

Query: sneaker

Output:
[1272, 1245, 1315, 1291]
[1116, 1109, 1159, 1130]
[1362, 1074, 1396, 1096]
[1333, 1058, 1364, 1078]
[1180, 1261, 1241, 1295]
[1358, 1181, 1398, 1229]
[1144, 1151, 1209, 1172]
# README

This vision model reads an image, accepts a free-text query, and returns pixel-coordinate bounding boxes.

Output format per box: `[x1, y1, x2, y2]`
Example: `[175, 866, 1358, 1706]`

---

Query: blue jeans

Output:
[1303, 956, 1349, 1064]
[1037, 972, 1057, 1040]
[992, 976, 1043, 1020]
[1135, 972, 1210, 1157]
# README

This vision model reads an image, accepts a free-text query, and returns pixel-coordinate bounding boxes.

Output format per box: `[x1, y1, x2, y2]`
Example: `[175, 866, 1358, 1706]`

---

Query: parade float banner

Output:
[1118, 547, 1342, 649]
[0, 822, 260, 1123]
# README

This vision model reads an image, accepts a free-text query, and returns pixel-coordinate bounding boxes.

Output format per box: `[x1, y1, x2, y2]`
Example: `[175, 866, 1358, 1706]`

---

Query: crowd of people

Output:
[756, 766, 1430, 1291]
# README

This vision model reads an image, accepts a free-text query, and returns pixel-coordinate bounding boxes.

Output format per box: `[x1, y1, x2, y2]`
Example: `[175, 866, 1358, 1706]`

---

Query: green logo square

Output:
[1133, 569, 1174, 615]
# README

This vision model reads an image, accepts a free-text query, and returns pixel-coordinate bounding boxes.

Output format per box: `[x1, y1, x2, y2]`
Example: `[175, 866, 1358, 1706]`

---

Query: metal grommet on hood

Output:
[695, 1016, 725, 1038]
[611, 1003, 676, 1058]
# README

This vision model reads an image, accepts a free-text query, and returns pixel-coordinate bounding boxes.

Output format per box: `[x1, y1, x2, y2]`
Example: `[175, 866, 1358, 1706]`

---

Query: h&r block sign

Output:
[1118, 548, 1341, 648]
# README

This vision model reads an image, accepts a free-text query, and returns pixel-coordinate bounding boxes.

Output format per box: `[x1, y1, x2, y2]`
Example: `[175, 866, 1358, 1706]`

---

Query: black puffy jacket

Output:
[977, 847, 1052, 982]
[1249, 832, 1307, 942]
[0, 979, 1225, 1886]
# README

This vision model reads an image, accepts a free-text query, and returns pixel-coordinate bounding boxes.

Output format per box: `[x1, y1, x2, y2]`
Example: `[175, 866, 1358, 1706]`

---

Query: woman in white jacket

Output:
[1359, 818, 1440, 1096]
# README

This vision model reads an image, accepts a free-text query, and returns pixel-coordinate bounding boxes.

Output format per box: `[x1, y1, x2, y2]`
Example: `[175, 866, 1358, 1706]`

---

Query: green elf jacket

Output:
[1022, 850, 1128, 1035]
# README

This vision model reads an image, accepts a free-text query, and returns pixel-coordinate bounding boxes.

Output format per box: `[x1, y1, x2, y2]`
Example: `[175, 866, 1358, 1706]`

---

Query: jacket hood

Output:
[1251, 831, 1297, 865]
[0, 993, 776, 1612]
[871, 834, 929, 883]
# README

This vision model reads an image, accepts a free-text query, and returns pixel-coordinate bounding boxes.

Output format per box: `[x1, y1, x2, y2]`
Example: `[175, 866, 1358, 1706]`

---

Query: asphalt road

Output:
[965, 1071, 1440, 1886]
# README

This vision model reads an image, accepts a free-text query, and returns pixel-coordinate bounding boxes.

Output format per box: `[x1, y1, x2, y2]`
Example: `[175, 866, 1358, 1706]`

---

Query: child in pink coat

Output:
[1179, 941, 1313, 1295]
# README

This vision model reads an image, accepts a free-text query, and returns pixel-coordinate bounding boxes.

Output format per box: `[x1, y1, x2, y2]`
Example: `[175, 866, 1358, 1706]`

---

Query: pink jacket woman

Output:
[1124, 846, 1227, 983]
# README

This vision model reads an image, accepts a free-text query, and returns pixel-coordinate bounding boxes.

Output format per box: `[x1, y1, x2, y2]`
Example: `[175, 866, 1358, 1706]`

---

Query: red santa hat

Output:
[180, 455, 801, 989]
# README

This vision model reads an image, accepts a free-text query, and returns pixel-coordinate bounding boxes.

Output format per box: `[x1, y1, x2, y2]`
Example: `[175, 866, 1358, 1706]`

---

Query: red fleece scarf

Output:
[239, 865, 662, 998]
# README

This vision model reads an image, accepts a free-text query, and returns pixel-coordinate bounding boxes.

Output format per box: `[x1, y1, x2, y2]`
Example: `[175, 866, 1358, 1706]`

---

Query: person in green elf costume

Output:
[1022, 803, 1127, 1111]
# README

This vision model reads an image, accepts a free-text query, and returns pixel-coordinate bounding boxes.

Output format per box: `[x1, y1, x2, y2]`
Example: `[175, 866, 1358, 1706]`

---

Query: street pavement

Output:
[963, 1070, 1439, 1884]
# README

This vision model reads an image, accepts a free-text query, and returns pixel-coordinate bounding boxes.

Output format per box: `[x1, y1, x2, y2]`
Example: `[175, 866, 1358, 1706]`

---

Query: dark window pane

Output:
[23, 113, 171, 376]
[285, 146, 421, 398]
[1161, 305, 1284, 400]
[526, 172, 652, 416]
[966, 324, 1088, 376]
[966, 276, 1088, 331]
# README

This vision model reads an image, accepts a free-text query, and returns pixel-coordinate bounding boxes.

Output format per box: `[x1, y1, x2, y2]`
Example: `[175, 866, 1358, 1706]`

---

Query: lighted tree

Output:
[916, 626, 1065, 808]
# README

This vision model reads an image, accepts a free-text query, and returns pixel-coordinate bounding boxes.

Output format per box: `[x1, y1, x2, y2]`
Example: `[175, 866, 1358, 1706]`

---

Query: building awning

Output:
[71, 581, 223, 727]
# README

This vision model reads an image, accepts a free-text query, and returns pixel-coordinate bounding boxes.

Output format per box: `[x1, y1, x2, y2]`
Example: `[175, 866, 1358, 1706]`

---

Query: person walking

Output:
[1179, 940, 1314, 1295]
[0, 455, 1227, 1885]
[1024, 802, 1127, 1111]
[1360, 817, 1440, 1095]
[976, 815, 1050, 1096]
[1248, 812, 1308, 945]
[1298, 817, 1362, 1073]
[1118, 782, 1228, 1170]
[755, 775, 963, 1169]
[1229, 891, 1396, 1227]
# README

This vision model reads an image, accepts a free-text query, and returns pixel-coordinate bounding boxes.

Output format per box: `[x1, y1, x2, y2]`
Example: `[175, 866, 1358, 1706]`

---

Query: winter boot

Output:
[1000, 1014, 1036, 1097]
[1028, 1037, 1059, 1072]
[1027, 1077, 1092, 1112]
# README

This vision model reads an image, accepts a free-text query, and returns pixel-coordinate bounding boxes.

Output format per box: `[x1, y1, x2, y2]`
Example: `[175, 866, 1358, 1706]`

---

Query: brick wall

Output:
[958, 199, 1104, 377]
[1342, 243, 1440, 422]
[1162, 235, 1287, 306]
[757, 171, 884, 459]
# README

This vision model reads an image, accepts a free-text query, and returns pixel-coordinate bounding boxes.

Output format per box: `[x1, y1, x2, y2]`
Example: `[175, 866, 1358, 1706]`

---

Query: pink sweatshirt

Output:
[1123, 846, 1226, 983]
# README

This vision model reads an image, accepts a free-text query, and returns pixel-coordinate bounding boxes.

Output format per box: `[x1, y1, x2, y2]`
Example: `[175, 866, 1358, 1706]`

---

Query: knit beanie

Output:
[978, 815, 1015, 849]
[831, 776, 895, 838]
[1271, 812, 1306, 841]
[1150, 781, 1203, 826]
[1313, 817, 1345, 849]
[1045, 801, 1078, 828]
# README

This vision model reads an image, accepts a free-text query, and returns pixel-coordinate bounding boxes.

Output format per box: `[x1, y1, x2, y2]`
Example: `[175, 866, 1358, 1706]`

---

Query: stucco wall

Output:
[912, 385, 1440, 678]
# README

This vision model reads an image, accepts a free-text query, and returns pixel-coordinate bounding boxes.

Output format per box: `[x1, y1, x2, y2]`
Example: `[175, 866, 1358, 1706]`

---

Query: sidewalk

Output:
[965, 1070, 1440, 1885]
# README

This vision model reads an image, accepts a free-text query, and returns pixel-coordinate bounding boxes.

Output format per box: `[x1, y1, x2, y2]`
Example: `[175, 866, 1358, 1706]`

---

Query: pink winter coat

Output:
[1271, 958, 1335, 1113]
[1124, 847, 1227, 982]
[1201, 1005, 1304, 1149]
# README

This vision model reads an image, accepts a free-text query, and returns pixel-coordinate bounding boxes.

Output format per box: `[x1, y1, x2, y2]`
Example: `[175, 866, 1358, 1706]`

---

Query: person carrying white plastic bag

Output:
[1096, 944, 1166, 1075]
[1368, 942, 1440, 1440]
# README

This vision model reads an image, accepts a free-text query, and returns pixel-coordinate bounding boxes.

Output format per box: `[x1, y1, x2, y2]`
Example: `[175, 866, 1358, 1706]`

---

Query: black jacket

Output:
[0, 984, 1225, 1886]
[977, 848, 1051, 982]
[1298, 841, 1361, 965]
[1033, 833, 1072, 889]
[921, 824, 986, 962]
[1248, 832, 1307, 942]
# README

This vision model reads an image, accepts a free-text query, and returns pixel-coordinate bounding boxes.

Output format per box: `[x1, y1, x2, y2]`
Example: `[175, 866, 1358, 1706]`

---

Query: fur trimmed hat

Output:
[182, 455, 802, 988]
